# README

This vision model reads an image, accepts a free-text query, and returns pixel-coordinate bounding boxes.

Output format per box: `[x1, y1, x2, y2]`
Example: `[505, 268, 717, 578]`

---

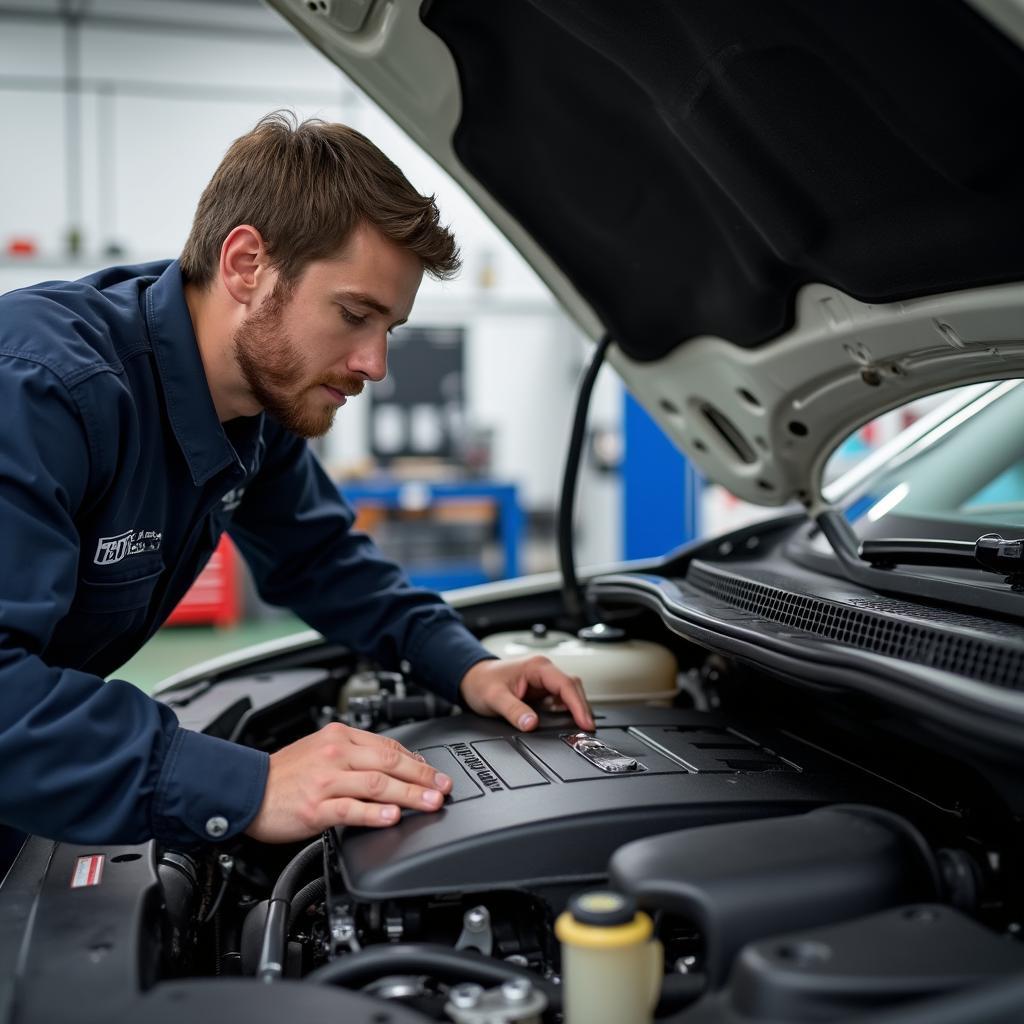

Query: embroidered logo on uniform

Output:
[94, 528, 163, 565]
[220, 487, 246, 512]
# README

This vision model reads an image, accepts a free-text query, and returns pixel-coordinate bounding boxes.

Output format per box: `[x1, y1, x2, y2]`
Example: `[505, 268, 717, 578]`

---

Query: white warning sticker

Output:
[70, 854, 104, 889]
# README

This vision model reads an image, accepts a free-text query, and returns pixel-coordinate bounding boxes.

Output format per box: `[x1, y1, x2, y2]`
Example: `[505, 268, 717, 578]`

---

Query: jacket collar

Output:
[144, 260, 262, 487]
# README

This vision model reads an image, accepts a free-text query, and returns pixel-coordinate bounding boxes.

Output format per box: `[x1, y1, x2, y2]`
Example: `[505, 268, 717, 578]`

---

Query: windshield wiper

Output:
[859, 536, 1024, 589]
[858, 534, 1024, 575]
[815, 510, 1024, 615]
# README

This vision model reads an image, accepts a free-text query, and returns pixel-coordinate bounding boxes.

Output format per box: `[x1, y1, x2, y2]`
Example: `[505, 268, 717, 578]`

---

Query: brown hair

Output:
[180, 110, 461, 287]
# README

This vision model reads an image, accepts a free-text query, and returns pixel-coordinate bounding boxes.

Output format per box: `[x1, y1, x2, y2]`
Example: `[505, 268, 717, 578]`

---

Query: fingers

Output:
[323, 723, 452, 792]
[326, 769, 446, 813]
[548, 669, 595, 731]
[489, 682, 540, 731]
[322, 725, 452, 810]
[474, 658, 596, 732]
[317, 797, 403, 829]
[345, 740, 452, 795]
[519, 660, 594, 731]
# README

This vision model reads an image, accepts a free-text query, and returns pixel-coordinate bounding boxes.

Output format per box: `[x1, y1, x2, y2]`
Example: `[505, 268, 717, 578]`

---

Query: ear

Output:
[219, 225, 271, 307]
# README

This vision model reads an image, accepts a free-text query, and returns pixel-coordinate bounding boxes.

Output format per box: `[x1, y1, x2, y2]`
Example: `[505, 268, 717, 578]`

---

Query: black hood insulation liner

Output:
[424, 0, 1024, 360]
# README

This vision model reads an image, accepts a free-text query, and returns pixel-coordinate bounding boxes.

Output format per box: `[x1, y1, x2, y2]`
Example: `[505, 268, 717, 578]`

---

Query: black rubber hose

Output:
[257, 838, 324, 981]
[240, 877, 329, 976]
[306, 943, 562, 1010]
[558, 333, 612, 627]
[274, 839, 324, 900]
[240, 899, 270, 977]
[288, 876, 327, 930]
[157, 853, 199, 971]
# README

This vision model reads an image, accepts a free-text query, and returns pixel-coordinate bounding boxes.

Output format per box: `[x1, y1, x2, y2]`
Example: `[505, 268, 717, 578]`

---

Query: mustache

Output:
[319, 375, 365, 397]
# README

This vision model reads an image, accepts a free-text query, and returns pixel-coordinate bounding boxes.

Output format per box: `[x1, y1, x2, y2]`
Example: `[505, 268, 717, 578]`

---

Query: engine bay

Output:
[5, 588, 1024, 1024]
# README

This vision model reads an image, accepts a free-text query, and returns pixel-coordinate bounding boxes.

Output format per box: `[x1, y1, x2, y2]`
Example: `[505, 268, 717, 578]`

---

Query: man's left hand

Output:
[459, 657, 595, 732]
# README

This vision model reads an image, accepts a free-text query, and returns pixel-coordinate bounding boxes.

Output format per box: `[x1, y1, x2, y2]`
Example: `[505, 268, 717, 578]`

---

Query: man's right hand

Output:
[244, 722, 452, 843]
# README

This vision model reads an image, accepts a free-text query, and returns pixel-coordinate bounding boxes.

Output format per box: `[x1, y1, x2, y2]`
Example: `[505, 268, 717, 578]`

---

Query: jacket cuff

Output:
[152, 728, 269, 846]
[406, 621, 496, 703]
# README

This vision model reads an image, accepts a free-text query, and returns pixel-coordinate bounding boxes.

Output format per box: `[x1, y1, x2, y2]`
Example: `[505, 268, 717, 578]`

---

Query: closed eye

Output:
[341, 307, 367, 327]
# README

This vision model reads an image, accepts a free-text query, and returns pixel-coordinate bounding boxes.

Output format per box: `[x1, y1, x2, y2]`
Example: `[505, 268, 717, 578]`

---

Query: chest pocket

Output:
[74, 561, 165, 614]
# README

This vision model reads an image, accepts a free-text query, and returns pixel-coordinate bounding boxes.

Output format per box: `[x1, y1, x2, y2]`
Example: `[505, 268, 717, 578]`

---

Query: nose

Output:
[347, 329, 388, 383]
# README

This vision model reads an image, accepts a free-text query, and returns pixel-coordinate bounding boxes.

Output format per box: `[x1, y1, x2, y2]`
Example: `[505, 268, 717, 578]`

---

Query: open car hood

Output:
[266, 0, 1024, 507]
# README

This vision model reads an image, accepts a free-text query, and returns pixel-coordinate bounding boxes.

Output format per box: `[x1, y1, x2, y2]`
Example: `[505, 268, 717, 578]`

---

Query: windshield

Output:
[830, 380, 1024, 541]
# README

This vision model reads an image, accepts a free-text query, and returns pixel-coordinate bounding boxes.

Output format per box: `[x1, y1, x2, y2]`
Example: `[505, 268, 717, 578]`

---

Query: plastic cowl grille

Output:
[686, 562, 1024, 690]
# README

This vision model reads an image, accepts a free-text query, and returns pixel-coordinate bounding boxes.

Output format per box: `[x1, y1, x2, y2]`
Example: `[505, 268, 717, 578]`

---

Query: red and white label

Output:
[70, 854, 104, 889]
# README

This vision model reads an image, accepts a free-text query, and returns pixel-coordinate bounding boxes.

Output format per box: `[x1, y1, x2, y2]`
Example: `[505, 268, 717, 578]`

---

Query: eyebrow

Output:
[334, 290, 390, 317]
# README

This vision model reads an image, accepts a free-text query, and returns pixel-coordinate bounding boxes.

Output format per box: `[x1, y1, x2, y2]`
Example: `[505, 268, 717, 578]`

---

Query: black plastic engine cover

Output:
[336, 707, 894, 899]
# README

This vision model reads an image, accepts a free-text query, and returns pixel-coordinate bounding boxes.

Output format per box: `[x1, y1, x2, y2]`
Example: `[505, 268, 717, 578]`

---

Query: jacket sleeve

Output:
[0, 356, 267, 846]
[227, 423, 495, 703]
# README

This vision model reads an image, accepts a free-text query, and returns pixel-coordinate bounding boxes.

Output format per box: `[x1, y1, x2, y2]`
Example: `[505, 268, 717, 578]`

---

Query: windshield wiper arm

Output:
[859, 537, 977, 569]
[860, 534, 1024, 583]
[814, 509, 1024, 613]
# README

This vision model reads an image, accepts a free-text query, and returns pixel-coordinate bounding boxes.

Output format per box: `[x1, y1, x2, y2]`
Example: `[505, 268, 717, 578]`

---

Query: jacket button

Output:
[205, 816, 229, 838]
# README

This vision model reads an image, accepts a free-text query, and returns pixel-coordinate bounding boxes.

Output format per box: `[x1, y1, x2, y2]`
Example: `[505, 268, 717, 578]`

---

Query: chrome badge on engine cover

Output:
[561, 732, 647, 774]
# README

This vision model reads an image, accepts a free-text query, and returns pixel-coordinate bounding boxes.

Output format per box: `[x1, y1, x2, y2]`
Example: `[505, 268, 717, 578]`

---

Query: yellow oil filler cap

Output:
[555, 891, 663, 1024]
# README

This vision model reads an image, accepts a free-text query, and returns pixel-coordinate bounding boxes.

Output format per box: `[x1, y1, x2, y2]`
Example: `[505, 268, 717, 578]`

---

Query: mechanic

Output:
[0, 112, 594, 874]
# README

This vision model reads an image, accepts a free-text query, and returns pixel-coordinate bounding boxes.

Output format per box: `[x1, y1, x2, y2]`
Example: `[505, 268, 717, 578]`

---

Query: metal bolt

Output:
[501, 978, 533, 1004]
[465, 906, 490, 930]
[450, 983, 484, 1009]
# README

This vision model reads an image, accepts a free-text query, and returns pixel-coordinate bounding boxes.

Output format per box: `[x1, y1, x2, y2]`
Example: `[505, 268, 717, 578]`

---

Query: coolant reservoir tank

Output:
[480, 624, 679, 704]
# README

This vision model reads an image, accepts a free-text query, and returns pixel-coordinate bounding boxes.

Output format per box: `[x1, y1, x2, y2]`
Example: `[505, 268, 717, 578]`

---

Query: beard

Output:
[232, 281, 364, 439]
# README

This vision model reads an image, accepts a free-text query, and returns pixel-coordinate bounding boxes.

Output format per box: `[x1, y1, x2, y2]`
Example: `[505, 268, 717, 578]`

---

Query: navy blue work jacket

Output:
[0, 260, 491, 849]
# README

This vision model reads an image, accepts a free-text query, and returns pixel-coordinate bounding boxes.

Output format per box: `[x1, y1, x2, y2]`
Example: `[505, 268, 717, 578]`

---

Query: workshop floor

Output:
[114, 616, 307, 694]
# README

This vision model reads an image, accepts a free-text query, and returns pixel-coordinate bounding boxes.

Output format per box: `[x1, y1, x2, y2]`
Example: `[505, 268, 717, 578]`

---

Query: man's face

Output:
[232, 222, 423, 438]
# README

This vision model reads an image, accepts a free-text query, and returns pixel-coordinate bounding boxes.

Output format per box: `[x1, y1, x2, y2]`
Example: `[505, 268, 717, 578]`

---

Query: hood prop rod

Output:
[558, 333, 612, 628]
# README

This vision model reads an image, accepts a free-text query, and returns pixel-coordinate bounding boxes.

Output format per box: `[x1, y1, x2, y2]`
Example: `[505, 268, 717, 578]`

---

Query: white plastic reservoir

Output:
[480, 624, 679, 705]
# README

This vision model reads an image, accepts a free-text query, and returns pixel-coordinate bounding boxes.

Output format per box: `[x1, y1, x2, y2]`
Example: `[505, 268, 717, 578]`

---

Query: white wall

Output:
[0, 0, 624, 566]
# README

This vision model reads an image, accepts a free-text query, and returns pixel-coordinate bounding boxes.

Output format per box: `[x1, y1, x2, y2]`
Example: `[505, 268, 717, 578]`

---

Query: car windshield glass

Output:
[829, 380, 1024, 541]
